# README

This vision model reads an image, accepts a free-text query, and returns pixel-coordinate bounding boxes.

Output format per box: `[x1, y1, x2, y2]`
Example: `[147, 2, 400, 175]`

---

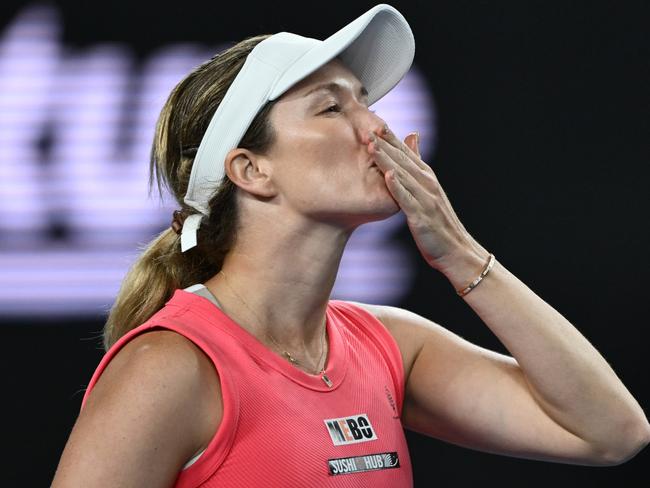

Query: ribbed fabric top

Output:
[81, 289, 413, 487]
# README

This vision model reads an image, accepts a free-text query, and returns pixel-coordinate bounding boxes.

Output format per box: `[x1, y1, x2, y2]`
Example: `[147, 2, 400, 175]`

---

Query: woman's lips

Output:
[366, 156, 381, 172]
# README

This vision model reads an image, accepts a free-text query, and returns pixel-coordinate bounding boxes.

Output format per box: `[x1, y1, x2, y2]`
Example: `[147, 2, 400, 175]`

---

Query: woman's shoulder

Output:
[333, 300, 422, 384]
[330, 299, 389, 331]
[101, 329, 223, 445]
[113, 329, 222, 389]
[54, 330, 222, 486]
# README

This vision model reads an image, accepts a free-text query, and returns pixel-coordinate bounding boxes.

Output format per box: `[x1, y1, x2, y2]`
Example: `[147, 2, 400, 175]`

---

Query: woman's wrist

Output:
[435, 242, 493, 294]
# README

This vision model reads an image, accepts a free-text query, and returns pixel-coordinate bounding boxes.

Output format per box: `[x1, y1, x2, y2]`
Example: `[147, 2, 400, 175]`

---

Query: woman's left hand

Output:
[368, 126, 480, 271]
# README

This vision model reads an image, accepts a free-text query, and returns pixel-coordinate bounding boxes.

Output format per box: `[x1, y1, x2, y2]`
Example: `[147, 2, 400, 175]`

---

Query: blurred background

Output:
[1, 0, 648, 485]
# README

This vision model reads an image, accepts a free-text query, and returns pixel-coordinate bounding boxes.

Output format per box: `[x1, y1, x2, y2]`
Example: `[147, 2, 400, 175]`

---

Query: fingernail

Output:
[415, 131, 420, 145]
[368, 131, 376, 143]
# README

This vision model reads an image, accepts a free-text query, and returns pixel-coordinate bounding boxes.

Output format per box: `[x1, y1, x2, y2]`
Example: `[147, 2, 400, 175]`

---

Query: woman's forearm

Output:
[438, 243, 650, 461]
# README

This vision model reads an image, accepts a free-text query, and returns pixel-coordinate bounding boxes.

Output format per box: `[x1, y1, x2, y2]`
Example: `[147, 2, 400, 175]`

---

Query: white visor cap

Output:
[180, 3, 415, 252]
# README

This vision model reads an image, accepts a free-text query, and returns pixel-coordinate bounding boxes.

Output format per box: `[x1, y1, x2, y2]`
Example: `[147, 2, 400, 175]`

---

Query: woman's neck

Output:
[203, 218, 353, 352]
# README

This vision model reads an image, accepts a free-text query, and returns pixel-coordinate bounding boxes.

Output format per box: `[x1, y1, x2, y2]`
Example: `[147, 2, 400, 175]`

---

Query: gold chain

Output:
[218, 270, 327, 374]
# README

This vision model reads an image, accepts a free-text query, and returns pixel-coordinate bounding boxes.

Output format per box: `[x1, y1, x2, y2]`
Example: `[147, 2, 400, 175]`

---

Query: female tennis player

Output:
[52, 4, 649, 487]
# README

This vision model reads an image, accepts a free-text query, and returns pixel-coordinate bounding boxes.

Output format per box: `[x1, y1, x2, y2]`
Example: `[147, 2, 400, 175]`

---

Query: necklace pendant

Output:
[321, 372, 333, 388]
[284, 352, 297, 364]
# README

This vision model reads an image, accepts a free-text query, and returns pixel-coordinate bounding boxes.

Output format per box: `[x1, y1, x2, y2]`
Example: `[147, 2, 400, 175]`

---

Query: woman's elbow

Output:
[597, 419, 650, 466]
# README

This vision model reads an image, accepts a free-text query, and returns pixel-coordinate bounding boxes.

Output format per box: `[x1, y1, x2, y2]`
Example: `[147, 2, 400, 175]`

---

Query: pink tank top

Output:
[81, 289, 413, 487]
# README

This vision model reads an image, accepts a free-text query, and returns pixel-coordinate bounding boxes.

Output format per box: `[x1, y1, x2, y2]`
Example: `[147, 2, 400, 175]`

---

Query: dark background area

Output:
[2, 0, 649, 485]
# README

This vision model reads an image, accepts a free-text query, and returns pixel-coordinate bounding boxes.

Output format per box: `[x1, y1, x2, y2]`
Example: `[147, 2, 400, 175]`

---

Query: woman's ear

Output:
[223, 148, 277, 198]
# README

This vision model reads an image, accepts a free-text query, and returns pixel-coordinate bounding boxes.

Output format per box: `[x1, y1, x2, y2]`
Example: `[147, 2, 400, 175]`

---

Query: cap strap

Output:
[184, 43, 283, 216]
[180, 214, 204, 252]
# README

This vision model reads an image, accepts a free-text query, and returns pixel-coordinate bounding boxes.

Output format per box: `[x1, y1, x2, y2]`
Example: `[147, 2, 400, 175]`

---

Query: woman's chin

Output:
[359, 196, 401, 222]
[374, 186, 401, 213]
[377, 201, 401, 219]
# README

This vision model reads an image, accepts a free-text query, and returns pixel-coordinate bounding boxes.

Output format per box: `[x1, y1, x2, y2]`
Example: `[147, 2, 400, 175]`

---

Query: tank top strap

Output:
[183, 283, 222, 309]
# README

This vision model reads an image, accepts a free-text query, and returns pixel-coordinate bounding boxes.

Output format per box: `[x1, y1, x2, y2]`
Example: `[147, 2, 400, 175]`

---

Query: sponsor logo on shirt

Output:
[323, 414, 377, 445]
[384, 385, 400, 419]
[328, 451, 400, 476]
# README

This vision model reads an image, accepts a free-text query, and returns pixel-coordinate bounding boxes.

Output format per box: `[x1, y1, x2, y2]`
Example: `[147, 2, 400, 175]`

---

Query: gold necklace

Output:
[218, 270, 333, 387]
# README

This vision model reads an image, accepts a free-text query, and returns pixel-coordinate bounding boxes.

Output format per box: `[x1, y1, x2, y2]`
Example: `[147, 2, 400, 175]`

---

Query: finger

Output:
[377, 127, 429, 173]
[407, 132, 421, 158]
[405, 133, 416, 154]
[372, 134, 428, 179]
[379, 124, 414, 156]
[379, 124, 429, 169]
[377, 134, 443, 192]
[385, 169, 420, 213]
[369, 135, 398, 175]
[371, 140, 427, 198]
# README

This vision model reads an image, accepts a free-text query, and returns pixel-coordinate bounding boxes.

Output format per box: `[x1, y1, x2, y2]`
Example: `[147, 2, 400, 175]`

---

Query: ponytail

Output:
[102, 34, 276, 350]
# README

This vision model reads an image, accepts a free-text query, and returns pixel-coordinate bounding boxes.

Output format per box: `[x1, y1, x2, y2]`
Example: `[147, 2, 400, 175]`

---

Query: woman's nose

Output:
[357, 110, 387, 144]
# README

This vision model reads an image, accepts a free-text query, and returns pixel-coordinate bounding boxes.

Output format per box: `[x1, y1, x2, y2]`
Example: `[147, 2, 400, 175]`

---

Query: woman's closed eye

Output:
[321, 104, 341, 114]
[319, 104, 377, 115]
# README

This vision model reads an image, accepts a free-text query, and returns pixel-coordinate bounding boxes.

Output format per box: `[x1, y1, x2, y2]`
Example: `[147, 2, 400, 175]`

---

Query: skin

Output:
[205, 58, 400, 353]
[52, 58, 650, 487]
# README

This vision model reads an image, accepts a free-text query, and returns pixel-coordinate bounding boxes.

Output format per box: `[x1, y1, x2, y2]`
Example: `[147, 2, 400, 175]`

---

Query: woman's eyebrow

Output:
[303, 82, 369, 101]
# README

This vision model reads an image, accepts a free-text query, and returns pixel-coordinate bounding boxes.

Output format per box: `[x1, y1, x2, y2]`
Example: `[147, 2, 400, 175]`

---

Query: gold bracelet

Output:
[456, 253, 496, 297]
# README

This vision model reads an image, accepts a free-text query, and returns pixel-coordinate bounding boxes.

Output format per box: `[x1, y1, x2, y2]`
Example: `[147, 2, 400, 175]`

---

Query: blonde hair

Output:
[103, 35, 277, 350]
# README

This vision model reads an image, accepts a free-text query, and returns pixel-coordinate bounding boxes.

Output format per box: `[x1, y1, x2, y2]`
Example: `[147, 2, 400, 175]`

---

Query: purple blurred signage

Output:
[0, 5, 436, 317]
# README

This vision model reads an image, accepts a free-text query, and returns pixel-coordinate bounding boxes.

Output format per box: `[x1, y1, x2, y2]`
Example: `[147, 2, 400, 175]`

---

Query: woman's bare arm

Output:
[351, 255, 650, 466]
[52, 330, 222, 488]
[355, 126, 649, 464]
